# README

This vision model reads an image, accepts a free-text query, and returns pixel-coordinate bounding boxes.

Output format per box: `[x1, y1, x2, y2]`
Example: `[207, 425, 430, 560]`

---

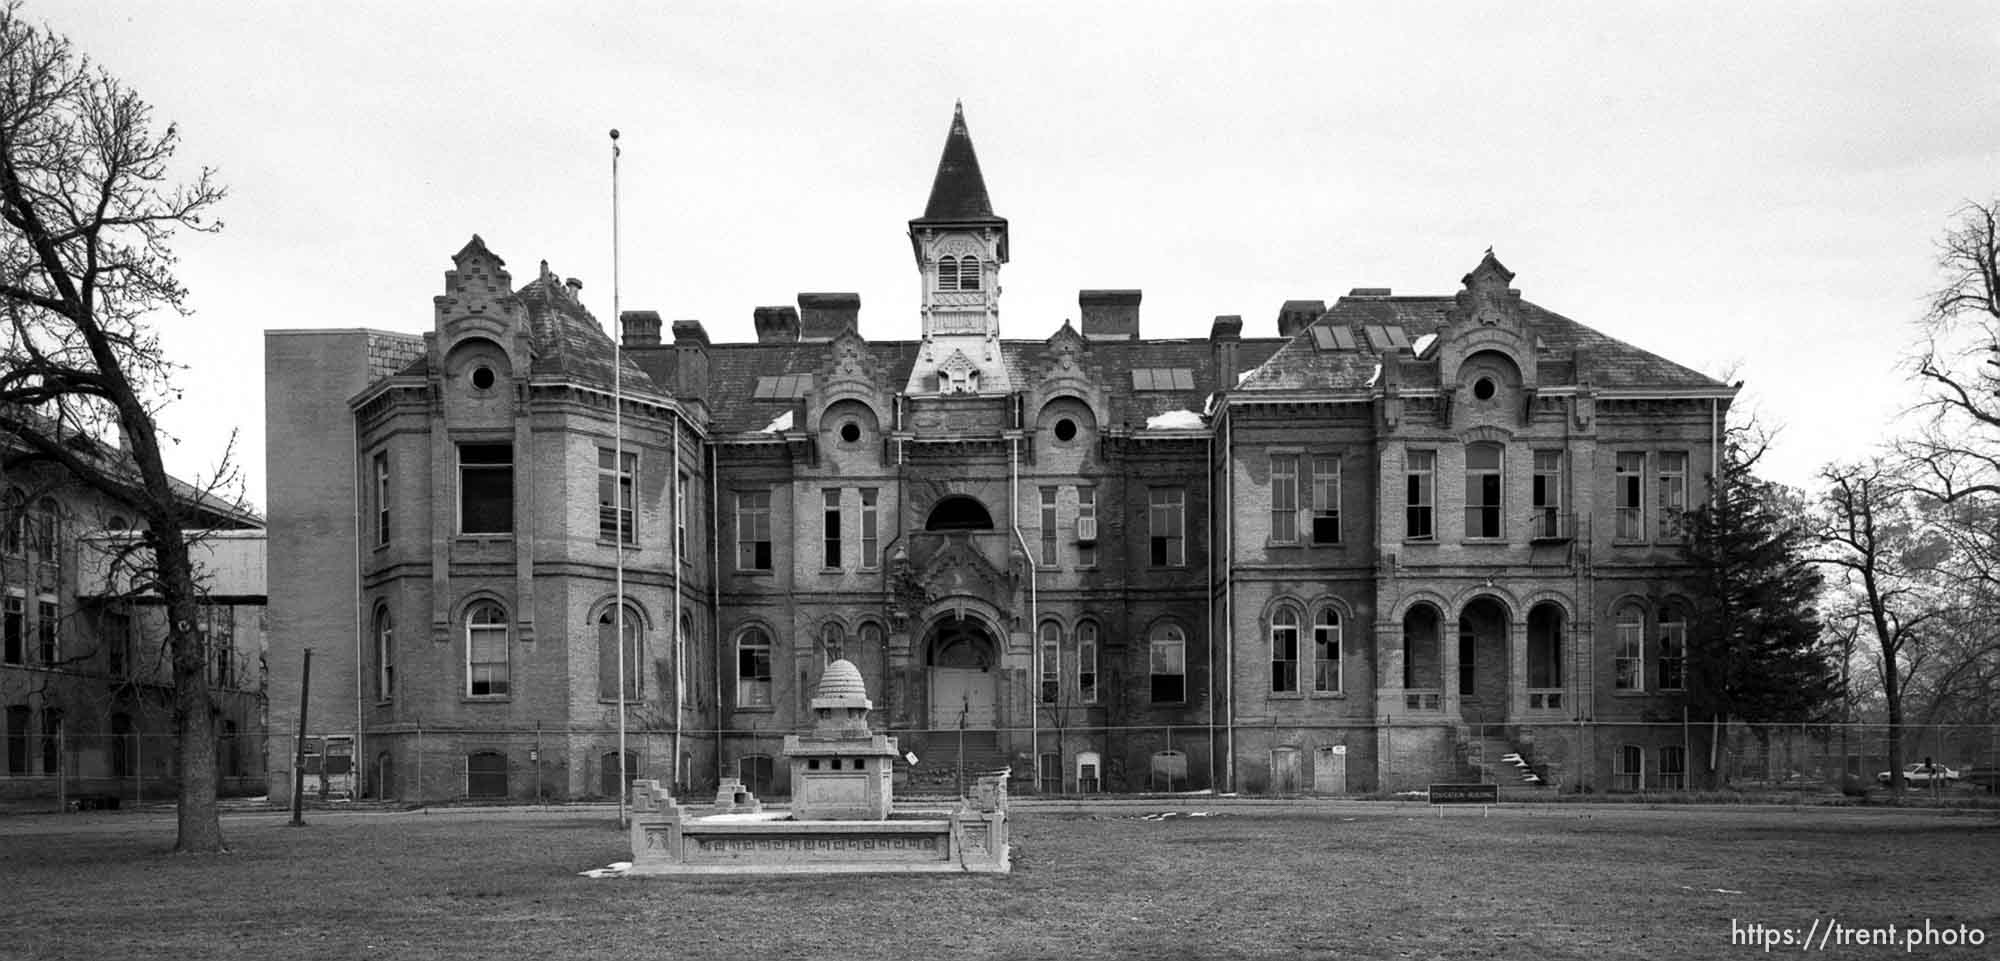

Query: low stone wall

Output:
[626, 778, 1009, 875]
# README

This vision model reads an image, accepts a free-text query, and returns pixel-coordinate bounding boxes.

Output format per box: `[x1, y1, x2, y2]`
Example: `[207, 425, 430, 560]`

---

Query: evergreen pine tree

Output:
[1681, 436, 1843, 727]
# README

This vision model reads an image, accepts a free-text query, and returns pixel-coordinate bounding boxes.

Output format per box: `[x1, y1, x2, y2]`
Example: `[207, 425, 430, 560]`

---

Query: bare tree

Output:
[0, 2, 231, 851]
[1813, 461, 1951, 793]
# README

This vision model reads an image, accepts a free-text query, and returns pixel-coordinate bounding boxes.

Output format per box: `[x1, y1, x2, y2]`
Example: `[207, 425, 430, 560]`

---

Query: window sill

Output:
[1268, 691, 1305, 699]
[462, 695, 512, 703]
[733, 705, 776, 714]
[1462, 538, 1508, 545]
[1401, 537, 1436, 545]
[1611, 689, 1649, 697]
[455, 534, 514, 543]
[1310, 691, 1346, 699]
[596, 695, 644, 704]
[596, 539, 641, 550]
[1310, 540, 1343, 548]
[734, 569, 774, 576]
[372, 542, 391, 553]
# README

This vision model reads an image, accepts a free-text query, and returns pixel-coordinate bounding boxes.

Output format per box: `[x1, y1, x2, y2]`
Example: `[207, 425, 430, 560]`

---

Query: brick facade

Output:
[263, 107, 1731, 802]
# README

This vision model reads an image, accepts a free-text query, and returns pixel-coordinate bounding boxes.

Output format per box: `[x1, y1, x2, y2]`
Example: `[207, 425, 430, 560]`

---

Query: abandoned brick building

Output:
[263, 105, 1732, 803]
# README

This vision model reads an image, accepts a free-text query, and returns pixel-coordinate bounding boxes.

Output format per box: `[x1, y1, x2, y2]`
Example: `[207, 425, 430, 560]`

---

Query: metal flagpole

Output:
[611, 127, 628, 829]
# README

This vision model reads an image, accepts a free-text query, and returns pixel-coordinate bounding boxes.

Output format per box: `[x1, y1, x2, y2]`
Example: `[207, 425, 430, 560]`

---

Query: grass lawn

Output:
[3, 802, 1996, 960]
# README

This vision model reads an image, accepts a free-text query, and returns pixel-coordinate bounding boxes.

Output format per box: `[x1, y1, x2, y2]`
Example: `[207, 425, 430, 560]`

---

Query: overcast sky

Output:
[48, 1, 2000, 510]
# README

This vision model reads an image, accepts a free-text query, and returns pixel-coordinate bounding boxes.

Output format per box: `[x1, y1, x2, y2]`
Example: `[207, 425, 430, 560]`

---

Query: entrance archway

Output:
[926, 614, 999, 729]
[925, 495, 994, 531]
[1457, 596, 1511, 723]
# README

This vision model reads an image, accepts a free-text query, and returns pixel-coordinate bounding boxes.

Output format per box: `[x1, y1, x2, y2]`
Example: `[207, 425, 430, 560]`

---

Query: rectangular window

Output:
[2, 593, 21, 665]
[468, 619, 510, 697]
[822, 489, 843, 569]
[1150, 633, 1187, 703]
[373, 451, 391, 546]
[1270, 453, 1299, 543]
[35, 597, 56, 665]
[1040, 487, 1059, 566]
[458, 443, 514, 535]
[1149, 487, 1185, 567]
[1657, 451, 1688, 540]
[1312, 612, 1341, 693]
[1310, 456, 1341, 544]
[1075, 488, 1097, 568]
[1615, 745, 1643, 791]
[1270, 617, 1300, 693]
[737, 636, 773, 709]
[1615, 452, 1645, 540]
[676, 472, 691, 565]
[1531, 450, 1563, 538]
[1405, 450, 1435, 540]
[736, 491, 772, 571]
[1079, 630, 1098, 704]
[1659, 616, 1687, 691]
[104, 608, 130, 678]
[597, 448, 637, 544]
[1658, 745, 1686, 790]
[1040, 638, 1059, 704]
[1, 492, 20, 556]
[39, 708, 59, 775]
[5, 706, 26, 774]
[859, 488, 880, 569]
[1615, 612, 1645, 691]
[1464, 444, 1503, 539]
[1458, 624, 1476, 696]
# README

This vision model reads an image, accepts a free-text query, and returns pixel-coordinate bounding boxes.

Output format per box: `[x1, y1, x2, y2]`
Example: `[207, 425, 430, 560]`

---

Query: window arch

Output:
[936, 255, 959, 292]
[373, 603, 394, 702]
[1, 488, 22, 555]
[1077, 620, 1100, 704]
[957, 255, 982, 291]
[465, 601, 510, 697]
[1270, 607, 1301, 693]
[597, 604, 643, 701]
[736, 626, 773, 708]
[856, 621, 884, 656]
[1149, 622, 1187, 703]
[925, 495, 994, 531]
[1658, 602, 1687, 691]
[1038, 621, 1061, 704]
[1312, 607, 1342, 693]
[821, 621, 846, 664]
[1614, 603, 1645, 691]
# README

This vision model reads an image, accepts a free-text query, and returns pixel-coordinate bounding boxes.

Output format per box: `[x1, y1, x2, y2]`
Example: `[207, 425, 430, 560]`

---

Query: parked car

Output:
[1876, 763, 1960, 786]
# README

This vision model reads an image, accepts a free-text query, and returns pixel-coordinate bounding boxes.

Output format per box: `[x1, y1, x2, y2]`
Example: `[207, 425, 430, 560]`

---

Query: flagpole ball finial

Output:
[610, 128, 620, 140]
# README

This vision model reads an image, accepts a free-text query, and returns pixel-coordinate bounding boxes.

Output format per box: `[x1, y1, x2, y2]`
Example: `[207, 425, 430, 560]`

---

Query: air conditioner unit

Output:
[1076, 516, 1098, 544]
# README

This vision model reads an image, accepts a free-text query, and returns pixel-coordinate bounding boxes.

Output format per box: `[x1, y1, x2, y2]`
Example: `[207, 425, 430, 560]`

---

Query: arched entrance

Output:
[926, 614, 999, 729]
[1457, 596, 1511, 723]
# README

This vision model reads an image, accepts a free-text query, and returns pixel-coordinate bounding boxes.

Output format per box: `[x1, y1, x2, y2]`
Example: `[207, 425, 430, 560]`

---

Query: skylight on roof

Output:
[751, 374, 815, 399]
[1132, 368, 1195, 391]
[1311, 326, 1359, 351]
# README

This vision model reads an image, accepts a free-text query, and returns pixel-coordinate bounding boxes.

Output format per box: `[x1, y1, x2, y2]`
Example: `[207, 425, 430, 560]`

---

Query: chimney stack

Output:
[753, 306, 801, 344]
[1079, 290, 1141, 341]
[620, 310, 662, 347]
[797, 293, 861, 342]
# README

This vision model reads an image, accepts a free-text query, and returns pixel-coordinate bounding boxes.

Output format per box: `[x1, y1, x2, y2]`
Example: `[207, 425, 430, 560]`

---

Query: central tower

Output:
[905, 102, 1011, 395]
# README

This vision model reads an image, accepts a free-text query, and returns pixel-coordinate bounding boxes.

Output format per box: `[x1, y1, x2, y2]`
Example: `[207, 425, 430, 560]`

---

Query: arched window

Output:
[31, 497, 59, 555]
[957, 255, 982, 291]
[0, 488, 23, 555]
[1658, 604, 1687, 691]
[857, 621, 884, 656]
[1270, 607, 1300, 693]
[1077, 621, 1099, 704]
[736, 627, 772, 708]
[373, 604, 394, 702]
[925, 495, 994, 531]
[1312, 608, 1342, 693]
[1150, 623, 1187, 703]
[1614, 604, 1645, 691]
[936, 255, 959, 292]
[465, 601, 510, 697]
[821, 621, 845, 664]
[597, 604, 643, 701]
[1038, 621, 1061, 704]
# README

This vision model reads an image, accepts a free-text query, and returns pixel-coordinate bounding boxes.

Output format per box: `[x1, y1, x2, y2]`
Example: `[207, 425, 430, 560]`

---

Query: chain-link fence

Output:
[0, 731, 266, 810]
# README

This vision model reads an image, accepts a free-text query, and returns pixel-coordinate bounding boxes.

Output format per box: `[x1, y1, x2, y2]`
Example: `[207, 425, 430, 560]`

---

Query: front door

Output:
[1314, 745, 1347, 793]
[932, 668, 997, 728]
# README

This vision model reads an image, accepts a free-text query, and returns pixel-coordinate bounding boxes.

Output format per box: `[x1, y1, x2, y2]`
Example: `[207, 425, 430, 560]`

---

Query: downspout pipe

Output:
[1009, 433, 1038, 789]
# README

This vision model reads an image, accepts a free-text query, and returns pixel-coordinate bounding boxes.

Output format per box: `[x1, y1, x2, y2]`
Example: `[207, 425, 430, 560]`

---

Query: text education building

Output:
[264, 105, 1732, 803]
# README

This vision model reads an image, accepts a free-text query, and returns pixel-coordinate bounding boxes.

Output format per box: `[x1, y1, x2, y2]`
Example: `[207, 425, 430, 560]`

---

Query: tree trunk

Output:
[158, 526, 225, 852]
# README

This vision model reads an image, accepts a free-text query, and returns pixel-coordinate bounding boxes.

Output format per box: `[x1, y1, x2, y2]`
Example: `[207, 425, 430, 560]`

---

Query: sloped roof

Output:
[515, 274, 658, 392]
[1237, 294, 1726, 394]
[915, 103, 1002, 224]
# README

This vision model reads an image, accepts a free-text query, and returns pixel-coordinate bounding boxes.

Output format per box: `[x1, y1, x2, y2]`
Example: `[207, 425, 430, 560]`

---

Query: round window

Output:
[1054, 418, 1078, 442]
[1472, 377, 1496, 401]
[470, 365, 496, 391]
[839, 421, 862, 444]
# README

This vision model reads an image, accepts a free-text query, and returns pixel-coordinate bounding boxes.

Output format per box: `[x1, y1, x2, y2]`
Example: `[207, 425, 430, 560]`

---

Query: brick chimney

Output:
[1210, 315, 1242, 391]
[797, 293, 860, 342]
[753, 306, 800, 344]
[1079, 290, 1141, 341]
[672, 320, 711, 399]
[620, 310, 662, 347]
[1277, 300, 1325, 339]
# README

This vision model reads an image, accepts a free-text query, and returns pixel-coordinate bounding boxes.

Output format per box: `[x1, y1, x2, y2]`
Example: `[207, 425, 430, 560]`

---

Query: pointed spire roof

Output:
[916, 101, 1002, 224]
